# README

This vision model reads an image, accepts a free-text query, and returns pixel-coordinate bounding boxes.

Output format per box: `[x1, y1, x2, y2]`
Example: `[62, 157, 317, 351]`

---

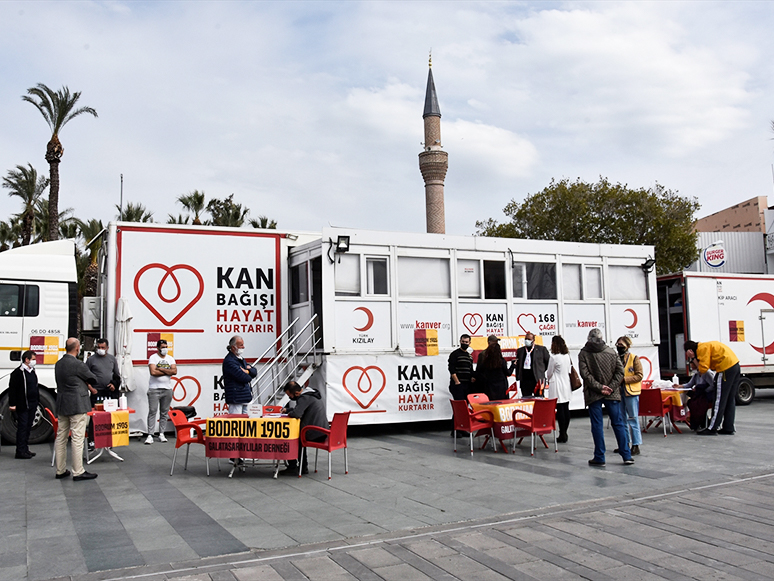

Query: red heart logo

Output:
[342, 366, 386, 409]
[462, 313, 483, 335]
[134, 264, 204, 326]
[517, 313, 537, 334]
[172, 376, 202, 406]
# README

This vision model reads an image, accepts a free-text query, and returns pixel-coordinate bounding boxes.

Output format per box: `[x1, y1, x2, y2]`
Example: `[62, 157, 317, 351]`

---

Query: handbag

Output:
[569, 357, 582, 391]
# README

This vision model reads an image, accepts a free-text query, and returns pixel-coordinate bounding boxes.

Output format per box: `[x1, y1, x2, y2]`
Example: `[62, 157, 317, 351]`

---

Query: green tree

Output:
[22, 84, 98, 241]
[33, 198, 75, 243]
[177, 190, 208, 225]
[476, 177, 700, 275]
[0, 218, 22, 251]
[249, 215, 277, 229]
[167, 214, 190, 225]
[117, 202, 154, 223]
[2, 163, 49, 245]
[207, 194, 249, 227]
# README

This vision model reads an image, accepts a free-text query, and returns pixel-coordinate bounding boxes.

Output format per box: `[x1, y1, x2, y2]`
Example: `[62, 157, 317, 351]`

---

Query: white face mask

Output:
[236, 348, 245, 357]
[96, 348, 106, 356]
[159, 348, 168, 356]
[524, 339, 533, 347]
[28, 360, 36, 368]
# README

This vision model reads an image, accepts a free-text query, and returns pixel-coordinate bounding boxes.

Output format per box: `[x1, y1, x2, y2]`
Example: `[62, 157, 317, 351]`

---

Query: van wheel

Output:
[0, 389, 57, 445]
[736, 378, 755, 406]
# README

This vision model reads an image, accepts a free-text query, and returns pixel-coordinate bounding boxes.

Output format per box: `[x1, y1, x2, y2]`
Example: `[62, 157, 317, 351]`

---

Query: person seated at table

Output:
[475, 336, 515, 401]
[678, 359, 716, 431]
[280, 381, 330, 476]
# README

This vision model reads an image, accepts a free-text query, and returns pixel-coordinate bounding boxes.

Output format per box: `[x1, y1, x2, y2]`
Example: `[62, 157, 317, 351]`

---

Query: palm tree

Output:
[2, 164, 49, 245]
[32, 198, 74, 243]
[167, 214, 190, 225]
[177, 190, 208, 225]
[0, 219, 22, 251]
[22, 83, 98, 241]
[117, 202, 154, 223]
[207, 194, 249, 227]
[249, 215, 278, 229]
[78, 218, 104, 297]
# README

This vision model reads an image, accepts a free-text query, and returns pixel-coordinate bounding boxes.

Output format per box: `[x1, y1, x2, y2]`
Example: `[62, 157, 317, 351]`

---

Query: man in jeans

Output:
[146, 339, 176, 444]
[578, 328, 633, 467]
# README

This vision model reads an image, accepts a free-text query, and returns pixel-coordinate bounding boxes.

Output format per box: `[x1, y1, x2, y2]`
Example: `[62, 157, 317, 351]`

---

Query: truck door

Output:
[0, 283, 27, 365]
[756, 308, 774, 365]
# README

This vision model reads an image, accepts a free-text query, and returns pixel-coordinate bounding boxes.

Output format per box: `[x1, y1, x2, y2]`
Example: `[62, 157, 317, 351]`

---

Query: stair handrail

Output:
[249, 316, 300, 369]
[255, 323, 321, 404]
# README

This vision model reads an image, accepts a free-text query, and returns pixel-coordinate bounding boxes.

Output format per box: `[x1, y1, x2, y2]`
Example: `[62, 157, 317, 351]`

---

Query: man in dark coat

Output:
[578, 328, 633, 466]
[448, 333, 473, 401]
[514, 331, 551, 397]
[222, 335, 257, 414]
[280, 380, 330, 476]
[8, 349, 39, 459]
[54, 338, 98, 480]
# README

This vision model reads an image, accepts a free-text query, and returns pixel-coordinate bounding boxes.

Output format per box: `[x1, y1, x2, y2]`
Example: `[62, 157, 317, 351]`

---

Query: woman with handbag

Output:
[546, 335, 572, 443]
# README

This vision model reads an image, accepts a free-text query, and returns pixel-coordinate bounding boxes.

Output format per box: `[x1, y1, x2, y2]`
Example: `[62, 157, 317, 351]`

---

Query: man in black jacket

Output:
[515, 332, 550, 397]
[8, 350, 39, 459]
[280, 381, 329, 476]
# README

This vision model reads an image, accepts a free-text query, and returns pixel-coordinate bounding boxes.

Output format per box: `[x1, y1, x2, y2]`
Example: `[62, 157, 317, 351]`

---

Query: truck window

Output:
[585, 266, 603, 299]
[366, 257, 389, 296]
[514, 262, 557, 300]
[398, 257, 451, 298]
[457, 259, 481, 298]
[24, 285, 39, 317]
[562, 264, 581, 300]
[483, 261, 506, 299]
[0, 284, 21, 316]
[290, 263, 309, 305]
[608, 266, 647, 300]
[335, 254, 360, 296]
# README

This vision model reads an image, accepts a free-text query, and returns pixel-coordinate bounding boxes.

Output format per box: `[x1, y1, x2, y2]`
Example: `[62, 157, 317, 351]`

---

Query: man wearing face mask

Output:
[8, 350, 39, 459]
[86, 338, 122, 449]
[222, 335, 257, 415]
[514, 331, 551, 398]
[145, 339, 177, 445]
[448, 334, 474, 401]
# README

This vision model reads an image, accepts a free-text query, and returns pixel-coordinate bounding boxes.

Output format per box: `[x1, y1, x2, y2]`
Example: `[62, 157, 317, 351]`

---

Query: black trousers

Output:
[707, 363, 740, 432]
[290, 432, 326, 471]
[450, 381, 471, 401]
[555, 402, 570, 438]
[520, 368, 537, 398]
[15, 403, 36, 454]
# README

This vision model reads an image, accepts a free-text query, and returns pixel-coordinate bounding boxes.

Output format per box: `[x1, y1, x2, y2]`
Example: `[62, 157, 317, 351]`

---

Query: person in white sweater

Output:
[546, 335, 572, 443]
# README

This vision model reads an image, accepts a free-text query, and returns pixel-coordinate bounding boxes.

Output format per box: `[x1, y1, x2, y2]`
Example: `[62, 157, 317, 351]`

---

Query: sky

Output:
[1, 1, 773, 238]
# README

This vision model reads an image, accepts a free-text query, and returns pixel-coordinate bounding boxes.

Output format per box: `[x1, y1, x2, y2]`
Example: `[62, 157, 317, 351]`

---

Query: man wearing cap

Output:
[514, 331, 550, 397]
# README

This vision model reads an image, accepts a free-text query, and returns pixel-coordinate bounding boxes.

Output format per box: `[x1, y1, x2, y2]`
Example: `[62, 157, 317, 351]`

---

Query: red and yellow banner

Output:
[470, 399, 534, 439]
[205, 417, 300, 459]
[92, 411, 130, 448]
[414, 329, 439, 356]
[29, 335, 60, 364]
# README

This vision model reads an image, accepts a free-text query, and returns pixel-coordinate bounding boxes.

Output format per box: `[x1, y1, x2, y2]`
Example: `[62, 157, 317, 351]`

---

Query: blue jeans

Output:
[588, 398, 632, 462]
[228, 403, 249, 415]
[623, 394, 642, 446]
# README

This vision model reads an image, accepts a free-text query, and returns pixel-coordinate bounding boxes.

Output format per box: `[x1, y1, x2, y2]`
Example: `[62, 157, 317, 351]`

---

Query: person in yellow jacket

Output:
[616, 336, 643, 455]
[683, 340, 740, 435]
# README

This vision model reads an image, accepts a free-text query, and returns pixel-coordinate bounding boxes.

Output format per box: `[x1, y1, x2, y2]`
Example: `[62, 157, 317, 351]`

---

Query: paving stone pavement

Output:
[2, 393, 774, 581]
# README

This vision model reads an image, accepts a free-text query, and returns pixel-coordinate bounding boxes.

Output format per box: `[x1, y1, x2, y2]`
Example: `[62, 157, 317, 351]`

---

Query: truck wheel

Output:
[0, 390, 57, 445]
[736, 378, 755, 406]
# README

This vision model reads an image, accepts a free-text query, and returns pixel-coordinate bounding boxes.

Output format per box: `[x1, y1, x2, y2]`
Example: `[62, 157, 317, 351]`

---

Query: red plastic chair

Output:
[450, 399, 496, 455]
[639, 388, 672, 437]
[169, 409, 210, 476]
[467, 393, 490, 406]
[299, 411, 350, 479]
[512, 398, 558, 456]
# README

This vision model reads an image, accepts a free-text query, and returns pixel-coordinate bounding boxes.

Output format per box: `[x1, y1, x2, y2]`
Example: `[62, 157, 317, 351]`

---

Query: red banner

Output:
[92, 411, 130, 448]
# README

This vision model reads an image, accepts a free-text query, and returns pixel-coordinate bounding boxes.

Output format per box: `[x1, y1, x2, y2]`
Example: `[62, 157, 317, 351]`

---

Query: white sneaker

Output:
[158, 434, 168, 443]
[144, 434, 154, 445]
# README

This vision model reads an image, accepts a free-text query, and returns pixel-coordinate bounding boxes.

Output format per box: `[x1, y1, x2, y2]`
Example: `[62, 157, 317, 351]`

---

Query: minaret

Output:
[419, 56, 448, 234]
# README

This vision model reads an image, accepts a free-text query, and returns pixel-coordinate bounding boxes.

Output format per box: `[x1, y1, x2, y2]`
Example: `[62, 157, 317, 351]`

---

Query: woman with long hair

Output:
[475, 340, 515, 400]
[616, 336, 643, 455]
[546, 335, 572, 443]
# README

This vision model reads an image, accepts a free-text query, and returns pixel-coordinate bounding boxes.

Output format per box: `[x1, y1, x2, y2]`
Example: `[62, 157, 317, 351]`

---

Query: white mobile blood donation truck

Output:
[289, 228, 661, 424]
[658, 271, 774, 405]
[0, 222, 662, 439]
[0, 240, 78, 443]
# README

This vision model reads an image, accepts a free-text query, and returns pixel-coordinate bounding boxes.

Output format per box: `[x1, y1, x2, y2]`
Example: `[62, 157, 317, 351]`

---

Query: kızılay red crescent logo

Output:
[172, 376, 202, 405]
[353, 306, 374, 332]
[342, 365, 386, 409]
[134, 264, 204, 326]
[624, 308, 639, 329]
[462, 313, 482, 335]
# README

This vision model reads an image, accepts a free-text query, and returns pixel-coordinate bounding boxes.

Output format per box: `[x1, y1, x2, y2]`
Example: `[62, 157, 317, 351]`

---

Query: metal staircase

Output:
[249, 315, 322, 406]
